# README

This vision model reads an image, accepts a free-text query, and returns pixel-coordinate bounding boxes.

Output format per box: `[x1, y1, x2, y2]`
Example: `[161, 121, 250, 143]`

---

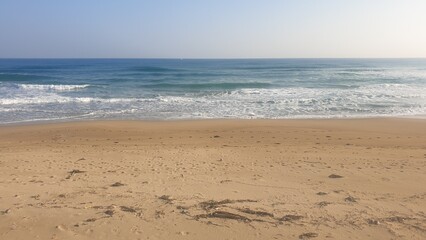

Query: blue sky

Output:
[0, 0, 425, 58]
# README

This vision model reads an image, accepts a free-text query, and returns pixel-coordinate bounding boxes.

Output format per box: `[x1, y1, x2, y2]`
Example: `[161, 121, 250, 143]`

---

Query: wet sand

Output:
[0, 119, 425, 239]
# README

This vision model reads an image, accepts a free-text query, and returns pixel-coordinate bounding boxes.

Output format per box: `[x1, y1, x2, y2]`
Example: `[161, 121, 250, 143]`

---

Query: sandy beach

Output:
[0, 118, 425, 240]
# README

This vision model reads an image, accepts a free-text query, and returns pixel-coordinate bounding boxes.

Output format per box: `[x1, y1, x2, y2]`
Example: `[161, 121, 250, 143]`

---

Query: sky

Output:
[0, 0, 425, 58]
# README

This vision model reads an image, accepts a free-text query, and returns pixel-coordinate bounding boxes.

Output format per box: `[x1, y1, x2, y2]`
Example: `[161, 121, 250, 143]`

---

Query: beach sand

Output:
[0, 119, 425, 240]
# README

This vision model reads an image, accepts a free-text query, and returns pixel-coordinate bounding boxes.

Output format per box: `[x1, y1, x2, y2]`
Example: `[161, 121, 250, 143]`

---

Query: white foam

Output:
[18, 84, 90, 91]
[1, 83, 425, 122]
[0, 96, 145, 105]
[0, 96, 67, 105]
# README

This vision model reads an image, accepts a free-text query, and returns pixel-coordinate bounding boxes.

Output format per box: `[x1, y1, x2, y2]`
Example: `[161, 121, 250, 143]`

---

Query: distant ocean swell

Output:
[0, 59, 425, 124]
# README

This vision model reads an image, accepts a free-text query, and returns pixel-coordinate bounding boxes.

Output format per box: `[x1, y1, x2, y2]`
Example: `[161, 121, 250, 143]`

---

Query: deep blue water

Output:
[0, 59, 425, 123]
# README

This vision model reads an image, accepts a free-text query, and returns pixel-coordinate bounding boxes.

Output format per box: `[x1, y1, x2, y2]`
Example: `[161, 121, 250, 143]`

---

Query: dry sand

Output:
[0, 119, 425, 240]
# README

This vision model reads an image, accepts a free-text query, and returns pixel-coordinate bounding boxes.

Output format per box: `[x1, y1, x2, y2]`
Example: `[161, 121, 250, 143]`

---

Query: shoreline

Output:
[0, 118, 425, 239]
[1, 114, 425, 127]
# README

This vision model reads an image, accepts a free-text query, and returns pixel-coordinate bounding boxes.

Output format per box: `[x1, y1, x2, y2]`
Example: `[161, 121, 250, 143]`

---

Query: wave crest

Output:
[18, 84, 90, 91]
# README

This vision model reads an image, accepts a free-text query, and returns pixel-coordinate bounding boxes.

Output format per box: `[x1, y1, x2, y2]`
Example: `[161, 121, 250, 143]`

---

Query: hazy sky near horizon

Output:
[1, 0, 425, 58]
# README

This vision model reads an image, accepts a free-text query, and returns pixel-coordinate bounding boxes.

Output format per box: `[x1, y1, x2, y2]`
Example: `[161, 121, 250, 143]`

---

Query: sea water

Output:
[0, 59, 425, 124]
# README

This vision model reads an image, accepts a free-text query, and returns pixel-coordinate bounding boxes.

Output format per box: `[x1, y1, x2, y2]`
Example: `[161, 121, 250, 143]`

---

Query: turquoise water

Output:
[0, 59, 425, 124]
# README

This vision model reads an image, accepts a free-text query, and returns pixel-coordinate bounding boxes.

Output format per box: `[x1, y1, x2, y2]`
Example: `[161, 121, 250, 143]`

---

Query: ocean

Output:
[0, 59, 425, 124]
